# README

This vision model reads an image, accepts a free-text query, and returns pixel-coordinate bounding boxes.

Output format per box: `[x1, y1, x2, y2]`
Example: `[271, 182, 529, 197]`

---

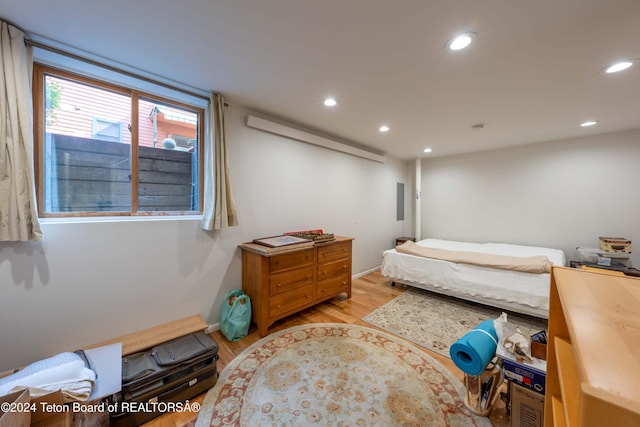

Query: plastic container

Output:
[576, 246, 632, 267]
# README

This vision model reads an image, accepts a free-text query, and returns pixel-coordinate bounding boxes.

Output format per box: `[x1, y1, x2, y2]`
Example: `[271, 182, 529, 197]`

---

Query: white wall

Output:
[0, 104, 412, 371]
[231, 109, 414, 270]
[421, 128, 640, 267]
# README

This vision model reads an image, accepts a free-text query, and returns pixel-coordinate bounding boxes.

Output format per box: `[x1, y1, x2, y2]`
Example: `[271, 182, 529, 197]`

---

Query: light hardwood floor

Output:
[143, 270, 509, 426]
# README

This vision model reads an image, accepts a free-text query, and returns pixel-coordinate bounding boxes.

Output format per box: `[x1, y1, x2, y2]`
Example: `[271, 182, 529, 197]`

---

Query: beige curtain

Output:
[0, 21, 42, 241]
[200, 92, 238, 230]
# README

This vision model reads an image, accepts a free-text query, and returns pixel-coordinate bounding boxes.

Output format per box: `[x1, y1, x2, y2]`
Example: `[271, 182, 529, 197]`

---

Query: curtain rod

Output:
[24, 38, 212, 101]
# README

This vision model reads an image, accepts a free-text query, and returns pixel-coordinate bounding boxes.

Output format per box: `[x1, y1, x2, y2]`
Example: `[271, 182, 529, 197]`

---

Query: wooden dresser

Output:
[240, 236, 353, 337]
[544, 266, 640, 426]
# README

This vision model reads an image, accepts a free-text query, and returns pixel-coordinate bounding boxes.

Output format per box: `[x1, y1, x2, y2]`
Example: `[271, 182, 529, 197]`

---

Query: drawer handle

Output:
[277, 283, 282, 288]
[342, 281, 347, 285]
[305, 294, 310, 299]
[276, 305, 281, 308]
[321, 288, 326, 293]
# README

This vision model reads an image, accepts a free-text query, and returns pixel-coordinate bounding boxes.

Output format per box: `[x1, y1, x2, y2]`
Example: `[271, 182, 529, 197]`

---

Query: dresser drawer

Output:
[316, 273, 350, 301]
[269, 249, 314, 273]
[317, 241, 351, 264]
[269, 284, 314, 318]
[269, 266, 313, 296]
[317, 258, 350, 281]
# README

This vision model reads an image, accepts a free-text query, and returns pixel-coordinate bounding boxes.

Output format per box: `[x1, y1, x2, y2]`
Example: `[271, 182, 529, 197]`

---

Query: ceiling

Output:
[2, 0, 639, 160]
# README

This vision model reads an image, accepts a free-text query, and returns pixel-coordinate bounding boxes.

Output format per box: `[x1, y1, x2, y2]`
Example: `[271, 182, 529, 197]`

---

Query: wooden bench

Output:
[85, 314, 208, 356]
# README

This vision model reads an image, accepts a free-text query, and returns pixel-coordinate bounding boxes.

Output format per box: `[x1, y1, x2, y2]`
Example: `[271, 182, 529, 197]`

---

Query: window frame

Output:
[33, 64, 205, 218]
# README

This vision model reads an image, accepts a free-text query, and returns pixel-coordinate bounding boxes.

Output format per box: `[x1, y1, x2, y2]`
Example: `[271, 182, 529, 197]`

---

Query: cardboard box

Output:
[502, 357, 546, 395]
[0, 390, 31, 427]
[30, 391, 71, 427]
[0, 389, 70, 427]
[599, 237, 632, 253]
[509, 382, 545, 427]
[0, 343, 121, 427]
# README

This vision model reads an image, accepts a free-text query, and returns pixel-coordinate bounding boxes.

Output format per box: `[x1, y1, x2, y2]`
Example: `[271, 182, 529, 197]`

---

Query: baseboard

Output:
[353, 265, 381, 279]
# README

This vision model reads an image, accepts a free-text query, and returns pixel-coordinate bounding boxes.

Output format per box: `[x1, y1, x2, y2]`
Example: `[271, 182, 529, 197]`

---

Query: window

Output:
[33, 65, 204, 217]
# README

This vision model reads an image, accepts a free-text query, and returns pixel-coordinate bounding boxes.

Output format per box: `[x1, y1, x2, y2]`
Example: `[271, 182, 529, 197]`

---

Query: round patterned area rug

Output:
[196, 323, 492, 427]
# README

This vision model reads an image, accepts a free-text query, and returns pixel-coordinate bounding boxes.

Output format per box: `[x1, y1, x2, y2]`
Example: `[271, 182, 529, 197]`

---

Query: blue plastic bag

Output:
[220, 290, 252, 341]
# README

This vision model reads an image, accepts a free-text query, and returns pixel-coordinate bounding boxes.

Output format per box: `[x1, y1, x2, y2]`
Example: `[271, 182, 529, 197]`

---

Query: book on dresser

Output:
[240, 241, 314, 254]
[252, 234, 313, 248]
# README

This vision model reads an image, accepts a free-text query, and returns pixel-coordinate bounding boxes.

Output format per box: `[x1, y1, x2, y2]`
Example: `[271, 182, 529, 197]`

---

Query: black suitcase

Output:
[110, 332, 219, 426]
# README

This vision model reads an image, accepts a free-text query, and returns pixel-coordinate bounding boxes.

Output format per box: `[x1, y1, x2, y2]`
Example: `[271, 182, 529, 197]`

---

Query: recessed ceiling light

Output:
[604, 61, 633, 74]
[580, 121, 598, 127]
[423, 148, 433, 153]
[447, 32, 476, 51]
[323, 97, 337, 107]
[379, 125, 390, 132]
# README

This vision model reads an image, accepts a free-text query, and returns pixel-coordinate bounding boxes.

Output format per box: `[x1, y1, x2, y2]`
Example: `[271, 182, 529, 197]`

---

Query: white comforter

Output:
[0, 352, 95, 401]
[381, 239, 566, 318]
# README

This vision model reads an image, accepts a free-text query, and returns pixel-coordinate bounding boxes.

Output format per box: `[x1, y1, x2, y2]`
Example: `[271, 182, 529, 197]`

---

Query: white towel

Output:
[0, 352, 96, 401]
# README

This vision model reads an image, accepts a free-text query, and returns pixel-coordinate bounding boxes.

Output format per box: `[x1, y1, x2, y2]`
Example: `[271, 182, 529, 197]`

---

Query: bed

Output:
[381, 238, 567, 319]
